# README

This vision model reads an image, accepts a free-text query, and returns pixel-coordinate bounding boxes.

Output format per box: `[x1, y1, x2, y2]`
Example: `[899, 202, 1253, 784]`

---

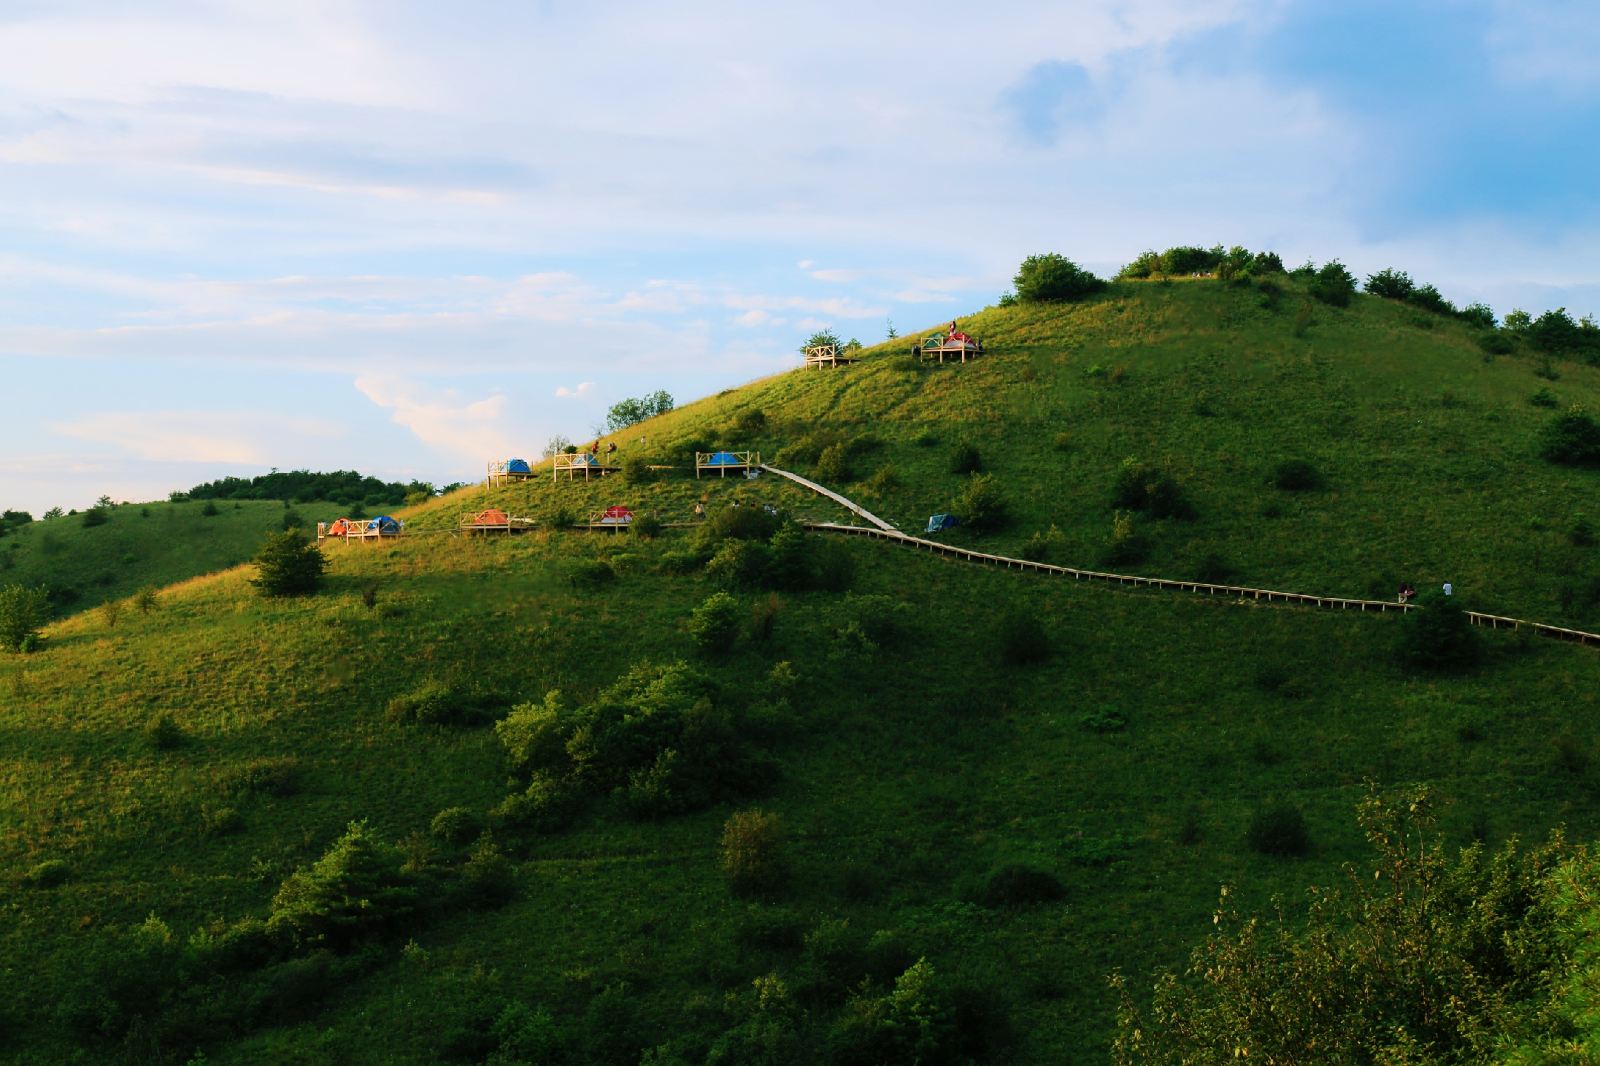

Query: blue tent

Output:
[925, 514, 959, 533]
[707, 451, 742, 466]
[573, 452, 599, 466]
[506, 458, 531, 473]
[367, 515, 403, 535]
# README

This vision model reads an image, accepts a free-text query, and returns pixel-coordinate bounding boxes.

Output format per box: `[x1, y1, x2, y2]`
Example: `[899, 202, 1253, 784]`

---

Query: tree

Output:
[1364, 268, 1414, 300]
[0, 584, 48, 651]
[1113, 787, 1586, 1066]
[800, 329, 843, 354]
[1310, 260, 1356, 307]
[956, 473, 1009, 532]
[1458, 302, 1496, 329]
[605, 390, 674, 432]
[250, 531, 328, 597]
[1013, 253, 1107, 302]
[1397, 590, 1480, 671]
[43, 507, 63, 521]
[268, 820, 417, 950]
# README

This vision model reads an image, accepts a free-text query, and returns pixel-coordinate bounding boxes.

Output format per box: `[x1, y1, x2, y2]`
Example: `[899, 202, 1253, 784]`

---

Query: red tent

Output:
[326, 518, 355, 536]
[599, 506, 634, 525]
[474, 508, 509, 526]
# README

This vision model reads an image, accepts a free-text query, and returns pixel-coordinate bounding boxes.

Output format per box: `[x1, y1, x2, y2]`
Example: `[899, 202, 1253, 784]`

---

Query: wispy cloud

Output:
[354, 374, 519, 463]
[51, 410, 335, 464]
[555, 381, 594, 397]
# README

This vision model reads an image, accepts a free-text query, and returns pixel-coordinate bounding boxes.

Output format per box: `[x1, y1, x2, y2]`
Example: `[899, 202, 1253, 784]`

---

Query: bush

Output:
[1013, 253, 1106, 302]
[568, 559, 616, 589]
[80, 507, 107, 527]
[222, 756, 301, 798]
[814, 442, 850, 483]
[706, 540, 771, 590]
[387, 678, 497, 726]
[1272, 458, 1324, 491]
[1531, 387, 1559, 408]
[1460, 302, 1497, 329]
[997, 609, 1049, 666]
[24, 859, 70, 887]
[750, 594, 782, 642]
[734, 408, 768, 435]
[250, 531, 328, 597]
[1479, 330, 1516, 355]
[1364, 268, 1414, 300]
[1080, 707, 1127, 733]
[949, 442, 982, 475]
[1103, 511, 1148, 566]
[431, 806, 484, 846]
[622, 455, 658, 484]
[1397, 592, 1481, 672]
[690, 592, 742, 652]
[1020, 525, 1066, 564]
[1540, 407, 1600, 467]
[459, 837, 516, 908]
[133, 586, 158, 615]
[267, 820, 418, 950]
[632, 512, 663, 539]
[145, 712, 185, 751]
[0, 584, 47, 651]
[493, 771, 582, 833]
[1112, 459, 1195, 519]
[955, 473, 1008, 532]
[1246, 803, 1310, 856]
[977, 864, 1065, 907]
[721, 809, 787, 897]
[1310, 261, 1356, 307]
[201, 500, 220, 517]
[700, 505, 780, 545]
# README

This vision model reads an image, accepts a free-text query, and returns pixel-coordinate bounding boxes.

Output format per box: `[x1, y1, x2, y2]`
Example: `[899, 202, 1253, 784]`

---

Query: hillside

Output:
[0, 500, 329, 620]
[5, 275, 1600, 1064]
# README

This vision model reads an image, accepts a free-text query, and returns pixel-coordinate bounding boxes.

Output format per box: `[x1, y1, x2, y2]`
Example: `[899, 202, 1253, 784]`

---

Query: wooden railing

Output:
[760, 465, 897, 532]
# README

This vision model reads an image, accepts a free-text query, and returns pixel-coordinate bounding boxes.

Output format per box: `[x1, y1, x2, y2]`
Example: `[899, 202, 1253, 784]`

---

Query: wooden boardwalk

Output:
[756, 473, 1600, 650]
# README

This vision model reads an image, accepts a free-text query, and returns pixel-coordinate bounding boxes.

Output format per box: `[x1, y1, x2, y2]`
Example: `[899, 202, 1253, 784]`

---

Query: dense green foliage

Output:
[606, 389, 676, 431]
[181, 469, 428, 506]
[1115, 789, 1594, 1064]
[1013, 253, 1107, 302]
[0, 582, 48, 651]
[249, 531, 328, 597]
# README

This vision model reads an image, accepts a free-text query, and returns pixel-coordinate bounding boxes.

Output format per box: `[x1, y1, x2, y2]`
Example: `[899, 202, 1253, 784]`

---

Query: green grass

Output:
[0, 499, 332, 619]
[5, 278, 1600, 1063]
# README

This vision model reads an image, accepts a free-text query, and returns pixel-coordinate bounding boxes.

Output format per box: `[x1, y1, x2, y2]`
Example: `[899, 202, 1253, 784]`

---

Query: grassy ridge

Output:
[5, 277, 1600, 1062]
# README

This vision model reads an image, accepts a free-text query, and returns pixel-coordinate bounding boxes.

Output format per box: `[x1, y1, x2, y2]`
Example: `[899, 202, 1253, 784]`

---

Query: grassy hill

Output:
[5, 274, 1600, 1064]
[0, 500, 331, 620]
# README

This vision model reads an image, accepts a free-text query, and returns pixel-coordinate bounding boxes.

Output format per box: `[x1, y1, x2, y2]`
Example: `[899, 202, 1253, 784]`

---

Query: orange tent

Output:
[474, 508, 509, 526]
[326, 518, 355, 536]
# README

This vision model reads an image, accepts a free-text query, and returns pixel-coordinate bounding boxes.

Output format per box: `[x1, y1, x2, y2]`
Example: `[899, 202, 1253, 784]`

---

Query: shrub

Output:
[700, 505, 780, 545]
[949, 442, 982, 474]
[997, 609, 1049, 666]
[721, 808, 787, 897]
[145, 712, 185, 751]
[80, 508, 107, 527]
[1020, 525, 1066, 564]
[814, 442, 850, 483]
[690, 592, 742, 652]
[706, 539, 771, 589]
[1310, 261, 1356, 307]
[267, 820, 418, 950]
[622, 455, 658, 484]
[250, 531, 328, 597]
[1540, 407, 1600, 467]
[1479, 330, 1516, 355]
[814, 541, 857, 592]
[1272, 458, 1323, 491]
[1531, 387, 1559, 408]
[431, 806, 484, 846]
[632, 512, 663, 539]
[387, 678, 496, 726]
[130, 586, 158, 615]
[1246, 803, 1310, 856]
[222, 756, 301, 798]
[829, 958, 956, 1064]
[24, 859, 70, 887]
[1409, 283, 1455, 316]
[200, 500, 220, 517]
[1397, 592, 1481, 672]
[460, 836, 516, 908]
[1080, 707, 1127, 733]
[1013, 253, 1106, 302]
[734, 408, 768, 435]
[1364, 268, 1414, 300]
[0, 584, 47, 651]
[1112, 458, 1195, 519]
[977, 864, 1065, 907]
[750, 594, 782, 642]
[956, 473, 1009, 532]
[568, 559, 616, 589]
[202, 805, 243, 835]
[1459, 302, 1497, 329]
[493, 771, 582, 833]
[1103, 511, 1148, 566]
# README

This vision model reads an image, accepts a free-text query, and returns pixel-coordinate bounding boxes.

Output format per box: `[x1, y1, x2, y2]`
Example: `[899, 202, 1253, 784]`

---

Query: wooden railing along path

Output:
[760, 466, 1600, 650]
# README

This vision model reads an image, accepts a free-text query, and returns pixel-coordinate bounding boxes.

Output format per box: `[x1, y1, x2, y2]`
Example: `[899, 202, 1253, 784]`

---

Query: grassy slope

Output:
[5, 278, 1600, 1063]
[0, 500, 326, 619]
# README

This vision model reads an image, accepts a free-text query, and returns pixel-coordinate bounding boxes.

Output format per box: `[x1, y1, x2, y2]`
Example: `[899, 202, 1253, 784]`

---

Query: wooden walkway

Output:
[758, 474, 1600, 650]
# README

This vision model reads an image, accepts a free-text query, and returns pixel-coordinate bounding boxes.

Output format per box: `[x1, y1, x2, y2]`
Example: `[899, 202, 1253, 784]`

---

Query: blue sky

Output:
[2, 0, 1597, 515]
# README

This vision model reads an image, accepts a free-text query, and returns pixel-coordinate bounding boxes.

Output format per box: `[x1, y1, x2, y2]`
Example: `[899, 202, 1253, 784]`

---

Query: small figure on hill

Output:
[606, 441, 617, 455]
[1443, 582, 1453, 597]
[693, 501, 705, 518]
[1398, 582, 1415, 604]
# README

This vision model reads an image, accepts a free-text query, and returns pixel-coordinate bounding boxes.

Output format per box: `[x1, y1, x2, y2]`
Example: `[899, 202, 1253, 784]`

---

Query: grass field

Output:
[4, 275, 1600, 1063]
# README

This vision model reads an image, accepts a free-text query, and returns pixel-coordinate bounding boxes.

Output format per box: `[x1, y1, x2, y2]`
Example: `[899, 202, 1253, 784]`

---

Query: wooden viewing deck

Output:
[552, 453, 617, 480]
[696, 450, 761, 478]
[913, 337, 984, 364]
[804, 344, 855, 369]
[485, 460, 537, 486]
[458, 513, 537, 534]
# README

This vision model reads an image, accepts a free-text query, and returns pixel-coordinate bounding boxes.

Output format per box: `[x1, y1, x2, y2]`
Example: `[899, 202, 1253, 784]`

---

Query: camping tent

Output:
[599, 506, 634, 525]
[505, 458, 531, 474]
[573, 452, 599, 466]
[327, 518, 355, 536]
[474, 508, 509, 526]
[367, 515, 403, 535]
[707, 451, 741, 466]
[925, 514, 959, 533]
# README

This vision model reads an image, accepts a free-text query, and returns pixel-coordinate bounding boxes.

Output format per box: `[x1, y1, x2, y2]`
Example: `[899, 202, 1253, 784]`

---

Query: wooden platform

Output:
[804, 344, 855, 369]
[552, 453, 618, 480]
[458, 513, 537, 534]
[695, 450, 761, 478]
[485, 460, 537, 486]
[913, 338, 984, 364]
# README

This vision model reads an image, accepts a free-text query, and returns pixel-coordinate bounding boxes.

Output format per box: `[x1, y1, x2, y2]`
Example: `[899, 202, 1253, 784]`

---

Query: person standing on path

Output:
[1443, 582, 1453, 597]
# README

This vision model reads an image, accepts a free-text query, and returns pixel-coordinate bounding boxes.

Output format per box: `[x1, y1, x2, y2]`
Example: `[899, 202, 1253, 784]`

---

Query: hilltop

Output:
[4, 269, 1600, 1064]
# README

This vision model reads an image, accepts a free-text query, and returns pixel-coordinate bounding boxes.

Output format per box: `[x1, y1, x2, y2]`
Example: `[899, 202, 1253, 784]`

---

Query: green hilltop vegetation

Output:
[5, 253, 1600, 1064]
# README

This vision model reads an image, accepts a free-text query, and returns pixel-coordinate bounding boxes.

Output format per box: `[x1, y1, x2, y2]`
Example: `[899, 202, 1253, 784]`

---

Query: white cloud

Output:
[555, 381, 594, 397]
[50, 410, 334, 464]
[354, 374, 518, 463]
[809, 268, 861, 283]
